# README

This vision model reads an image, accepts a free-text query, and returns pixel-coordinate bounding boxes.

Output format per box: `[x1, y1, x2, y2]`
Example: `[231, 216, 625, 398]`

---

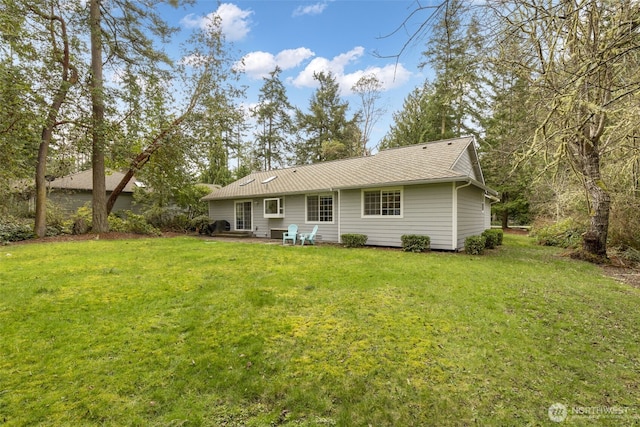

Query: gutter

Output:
[203, 176, 498, 202]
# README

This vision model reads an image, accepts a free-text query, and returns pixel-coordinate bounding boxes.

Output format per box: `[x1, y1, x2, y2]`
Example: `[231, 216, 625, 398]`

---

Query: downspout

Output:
[337, 189, 341, 243]
[452, 180, 472, 251]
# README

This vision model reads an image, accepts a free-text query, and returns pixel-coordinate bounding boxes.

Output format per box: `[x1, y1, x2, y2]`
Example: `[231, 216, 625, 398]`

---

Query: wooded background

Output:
[1, 0, 639, 257]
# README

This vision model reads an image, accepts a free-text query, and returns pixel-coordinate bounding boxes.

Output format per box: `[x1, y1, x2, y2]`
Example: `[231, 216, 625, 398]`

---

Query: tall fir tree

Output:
[480, 51, 535, 228]
[420, 0, 483, 138]
[380, 83, 441, 149]
[251, 67, 294, 170]
[294, 71, 360, 163]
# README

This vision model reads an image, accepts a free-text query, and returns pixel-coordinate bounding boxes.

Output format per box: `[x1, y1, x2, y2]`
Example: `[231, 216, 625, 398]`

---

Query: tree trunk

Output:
[34, 139, 49, 238]
[106, 114, 189, 215]
[89, 0, 108, 233]
[106, 168, 135, 215]
[501, 209, 509, 230]
[580, 144, 610, 258]
[499, 191, 509, 229]
[33, 8, 75, 238]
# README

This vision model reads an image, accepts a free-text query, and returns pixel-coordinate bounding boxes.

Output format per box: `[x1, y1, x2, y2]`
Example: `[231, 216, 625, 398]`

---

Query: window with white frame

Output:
[263, 197, 284, 218]
[362, 188, 402, 217]
[306, 194, 334, 222]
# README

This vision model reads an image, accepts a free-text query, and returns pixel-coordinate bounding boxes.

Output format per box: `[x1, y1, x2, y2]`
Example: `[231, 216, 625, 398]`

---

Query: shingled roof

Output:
[49, 169, 143, 193]
[203, 137, 496, 201]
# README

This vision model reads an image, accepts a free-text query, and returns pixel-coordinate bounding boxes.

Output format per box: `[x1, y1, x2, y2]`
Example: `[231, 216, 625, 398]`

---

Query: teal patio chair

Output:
[300, 225, 318, 246]
[282, 224, 298, 245]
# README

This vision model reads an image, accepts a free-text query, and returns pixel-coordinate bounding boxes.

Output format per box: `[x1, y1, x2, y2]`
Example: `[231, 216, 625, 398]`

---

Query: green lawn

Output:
[0, 235, 638, 426]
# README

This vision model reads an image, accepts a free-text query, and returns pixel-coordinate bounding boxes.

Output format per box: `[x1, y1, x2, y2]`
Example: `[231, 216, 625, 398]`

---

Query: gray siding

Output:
[339, 183, 454, 249]
[49, 190, 137, 214]
[254, 195, 305, 239]
[484, 196, 492, 230]
[456, 184, 487, 249]
[208, 199, 236, 228]
[210, 183, 488, 250]
[209, 193, 339, 241]
[453, 146, 479, 181]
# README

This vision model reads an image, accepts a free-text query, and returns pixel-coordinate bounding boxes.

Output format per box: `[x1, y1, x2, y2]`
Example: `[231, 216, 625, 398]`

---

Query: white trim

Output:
[263, 197, 285, 218]
[360, 187, 404, 218]
[234, 199, 253, 231]
[304, 193, 335, 224]
[337, 189, 341, 243]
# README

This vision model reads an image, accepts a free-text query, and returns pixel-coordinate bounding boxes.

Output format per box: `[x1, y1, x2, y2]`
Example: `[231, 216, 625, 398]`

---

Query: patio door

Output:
[235, 201, 252, 231]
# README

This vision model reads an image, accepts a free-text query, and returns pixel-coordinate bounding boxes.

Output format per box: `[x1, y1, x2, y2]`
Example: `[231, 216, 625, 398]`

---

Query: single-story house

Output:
[201, 136, 499, 250]
[47, 169, 145, 214]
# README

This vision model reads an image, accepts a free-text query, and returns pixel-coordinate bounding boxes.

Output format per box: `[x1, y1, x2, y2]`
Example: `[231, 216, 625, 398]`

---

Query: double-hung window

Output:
[362, 188, 402, 217]
[306, 194, 334, 223]
[264, 197, 284, 218]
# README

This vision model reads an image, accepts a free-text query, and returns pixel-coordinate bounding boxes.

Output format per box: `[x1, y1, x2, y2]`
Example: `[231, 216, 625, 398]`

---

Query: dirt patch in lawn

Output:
[601, 259, 640, 289]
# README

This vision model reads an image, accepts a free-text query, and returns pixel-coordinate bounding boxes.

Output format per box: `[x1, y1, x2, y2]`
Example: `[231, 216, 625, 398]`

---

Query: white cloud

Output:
[292, 2, 328, 17]
[237, 48, 315, 79]
[342, 64, 412, 94]
[179, 13, 202, 29]
[290, 46, 362, 88]
[276, 48, 315, 70]
[180, 3, 253, 42]
[290, 47, 412, 94]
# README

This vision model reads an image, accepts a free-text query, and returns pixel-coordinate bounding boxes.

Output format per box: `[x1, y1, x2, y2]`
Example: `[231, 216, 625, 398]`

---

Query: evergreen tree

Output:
[0, 0, 84, 233]
[0, 1, 40, 198]
[191, 91, 247, 187]
[420, 0, 483, 138]
[294, 71, 360, 163]
[105, 9, 244, 212]
[88, 0, 182, 230]
[379, 83, 441, 149]
[480, 61, 535, 228]
[251, 67, 294, 170]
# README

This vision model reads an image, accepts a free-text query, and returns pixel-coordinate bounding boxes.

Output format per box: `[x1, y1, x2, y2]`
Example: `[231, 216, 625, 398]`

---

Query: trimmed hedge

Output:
[464, 235, 486, 255]
[494, 229, 504, 245]
[482, 229, 502, 249]
[401, 234, 431, 252]
[341, 234, 368, 248]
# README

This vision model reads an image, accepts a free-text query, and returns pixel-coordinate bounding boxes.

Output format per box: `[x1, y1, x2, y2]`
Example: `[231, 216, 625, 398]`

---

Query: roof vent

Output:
[261, 176, 277, 184]
[239, 178, 255, 187]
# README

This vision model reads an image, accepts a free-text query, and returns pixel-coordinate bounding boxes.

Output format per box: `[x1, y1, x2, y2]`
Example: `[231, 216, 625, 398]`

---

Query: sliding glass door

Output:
[235, 201, 252, 231]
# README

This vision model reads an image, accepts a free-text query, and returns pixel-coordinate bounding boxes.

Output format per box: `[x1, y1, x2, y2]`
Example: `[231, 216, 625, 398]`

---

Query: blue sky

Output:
[163, 1, 433, 151]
